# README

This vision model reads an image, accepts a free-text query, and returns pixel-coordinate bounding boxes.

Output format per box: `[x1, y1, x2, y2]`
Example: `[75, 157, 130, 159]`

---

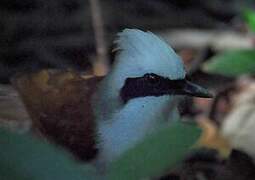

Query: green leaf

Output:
[243, 9, 255, 32]
[107, 122, 201, 180]
[203, 49, 255, 77]
[0, 128, 99, 180]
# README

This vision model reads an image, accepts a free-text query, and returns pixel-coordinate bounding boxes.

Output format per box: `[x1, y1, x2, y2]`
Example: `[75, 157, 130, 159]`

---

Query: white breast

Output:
[95, 95, 177, 166]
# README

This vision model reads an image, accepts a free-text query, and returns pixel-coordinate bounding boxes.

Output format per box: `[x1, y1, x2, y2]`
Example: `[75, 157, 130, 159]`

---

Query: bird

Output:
[92, 29, 212, 167]
[11, 28, 212, 169]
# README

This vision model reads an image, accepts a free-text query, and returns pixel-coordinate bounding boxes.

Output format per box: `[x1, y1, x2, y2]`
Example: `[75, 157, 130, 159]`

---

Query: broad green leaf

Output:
[203, 50, 255, 77]
[243, 9, 255, 32]
[0, 129, 99, 180]
[107, 122, 201, 180]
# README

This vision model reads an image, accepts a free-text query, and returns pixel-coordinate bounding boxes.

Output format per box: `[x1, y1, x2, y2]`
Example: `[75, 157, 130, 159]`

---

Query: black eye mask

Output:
[120, 73, 213, 103]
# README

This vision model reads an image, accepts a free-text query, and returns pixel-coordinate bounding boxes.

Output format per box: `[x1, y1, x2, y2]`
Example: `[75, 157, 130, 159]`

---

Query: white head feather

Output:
[94, 29, 186, 121]
[110, 29, 186, 89]
[93, 29, 185, 166]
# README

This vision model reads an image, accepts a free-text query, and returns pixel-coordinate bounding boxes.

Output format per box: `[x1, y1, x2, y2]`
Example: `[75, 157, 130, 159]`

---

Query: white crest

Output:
[94, 29, 186, 121]
[110, 29, 186, 89]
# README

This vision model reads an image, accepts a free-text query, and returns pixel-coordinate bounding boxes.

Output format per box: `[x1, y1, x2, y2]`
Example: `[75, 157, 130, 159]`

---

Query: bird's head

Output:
[94, 29, 213, 165]
[105, 29, 212, 103]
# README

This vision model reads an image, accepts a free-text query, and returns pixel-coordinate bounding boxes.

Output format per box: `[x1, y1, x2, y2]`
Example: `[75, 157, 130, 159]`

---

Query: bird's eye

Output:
[144, 73, 160, 85]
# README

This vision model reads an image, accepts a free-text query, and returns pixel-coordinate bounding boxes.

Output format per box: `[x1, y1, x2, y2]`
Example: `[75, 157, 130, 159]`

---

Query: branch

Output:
[89, 0, 109, 76]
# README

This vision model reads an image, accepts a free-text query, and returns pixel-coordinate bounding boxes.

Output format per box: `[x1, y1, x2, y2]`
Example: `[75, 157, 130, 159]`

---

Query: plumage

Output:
[9, 29, 212, 170]
[12, 70, 102, 161]
[93, 29, 211, 167]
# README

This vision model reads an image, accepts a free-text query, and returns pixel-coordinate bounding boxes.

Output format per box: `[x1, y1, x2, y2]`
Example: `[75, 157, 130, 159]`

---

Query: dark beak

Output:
[182, 80, 213, 98]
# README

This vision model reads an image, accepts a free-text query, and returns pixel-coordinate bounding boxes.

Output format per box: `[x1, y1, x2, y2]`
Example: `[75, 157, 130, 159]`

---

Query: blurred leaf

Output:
[243, 9, 255, 32]
[0, 128, 99, 180]
[203, 50, 255, 77]
[107, 122, 201, 180]
[221, 83, 255, 159]
[197, 118, 231, 157]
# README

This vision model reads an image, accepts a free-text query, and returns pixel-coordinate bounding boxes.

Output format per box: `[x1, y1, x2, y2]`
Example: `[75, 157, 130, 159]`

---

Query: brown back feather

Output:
[12, 69, 103, 161]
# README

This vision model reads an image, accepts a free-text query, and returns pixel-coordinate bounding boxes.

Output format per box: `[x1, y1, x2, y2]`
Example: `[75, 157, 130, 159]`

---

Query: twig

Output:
[89, 0, 109, 76]
[159, 29, 253, 51]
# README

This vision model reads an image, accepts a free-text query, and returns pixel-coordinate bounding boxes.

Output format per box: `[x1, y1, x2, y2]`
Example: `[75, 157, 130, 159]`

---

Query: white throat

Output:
[94, 94, 178, 166]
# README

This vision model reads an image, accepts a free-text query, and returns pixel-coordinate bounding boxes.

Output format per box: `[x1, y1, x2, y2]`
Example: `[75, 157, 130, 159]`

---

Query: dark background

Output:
[0, 0, 252, 82]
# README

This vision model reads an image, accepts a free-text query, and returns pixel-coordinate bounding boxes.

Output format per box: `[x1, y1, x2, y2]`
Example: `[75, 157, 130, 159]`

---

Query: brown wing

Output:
[12, 69, 103, 162]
